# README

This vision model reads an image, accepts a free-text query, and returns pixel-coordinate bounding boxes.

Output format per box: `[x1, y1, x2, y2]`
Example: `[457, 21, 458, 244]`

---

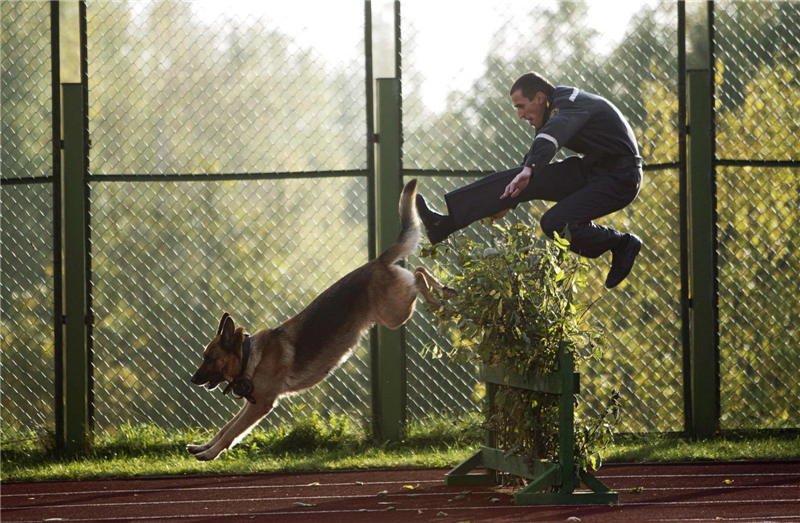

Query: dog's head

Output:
[190, 312, 246, 390]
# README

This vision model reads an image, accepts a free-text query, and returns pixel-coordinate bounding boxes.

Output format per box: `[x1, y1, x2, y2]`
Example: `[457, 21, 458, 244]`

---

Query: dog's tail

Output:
[378, 179, 421, 265]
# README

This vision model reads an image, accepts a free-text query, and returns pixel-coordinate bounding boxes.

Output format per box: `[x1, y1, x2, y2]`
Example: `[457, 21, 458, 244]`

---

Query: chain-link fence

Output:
[1, 1, 58, 438]
[2, 1, 799, 442]
[87, 2, 368, 176]
[714, 1, 800, 430]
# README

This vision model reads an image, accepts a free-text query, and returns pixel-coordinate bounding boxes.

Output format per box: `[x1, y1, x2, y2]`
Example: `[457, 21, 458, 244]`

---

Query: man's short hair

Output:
[510, 72, 555, 100]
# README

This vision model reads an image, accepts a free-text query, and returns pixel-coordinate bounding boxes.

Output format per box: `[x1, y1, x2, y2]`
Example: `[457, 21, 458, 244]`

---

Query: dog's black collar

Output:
[240, 334, 252, 374]
[222, 333, 256, 404]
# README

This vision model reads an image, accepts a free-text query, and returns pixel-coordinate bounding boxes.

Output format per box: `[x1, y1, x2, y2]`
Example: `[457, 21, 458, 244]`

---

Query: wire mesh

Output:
[1, 1, 52, 180]
[0, 185, 56, 433]
[717, 166, 799, 429]
[715, 0, 800, 431]
[86, 1, 367, 176]
[402, 1, 682, 432]
[714, 1, 800, 162]
[1, 1, 55, 436]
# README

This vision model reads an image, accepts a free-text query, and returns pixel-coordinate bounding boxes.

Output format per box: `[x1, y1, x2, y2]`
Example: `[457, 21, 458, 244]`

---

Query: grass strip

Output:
[2, 416, 798, 483]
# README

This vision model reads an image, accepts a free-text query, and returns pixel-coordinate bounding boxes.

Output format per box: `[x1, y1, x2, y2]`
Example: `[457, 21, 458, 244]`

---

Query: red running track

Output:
[2, 461, 799, 523]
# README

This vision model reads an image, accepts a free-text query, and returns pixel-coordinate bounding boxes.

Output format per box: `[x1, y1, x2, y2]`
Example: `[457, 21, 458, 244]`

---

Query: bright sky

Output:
[185, 0, 647, 113]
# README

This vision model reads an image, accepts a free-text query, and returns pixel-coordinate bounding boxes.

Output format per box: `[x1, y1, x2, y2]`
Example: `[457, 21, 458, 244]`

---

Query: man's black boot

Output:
[415, 194, 456, 245]
[605, 233, 642, 289]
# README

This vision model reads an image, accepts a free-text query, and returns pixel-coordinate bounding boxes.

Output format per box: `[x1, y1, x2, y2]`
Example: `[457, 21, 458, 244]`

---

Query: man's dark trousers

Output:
[444, 156, 642, 258]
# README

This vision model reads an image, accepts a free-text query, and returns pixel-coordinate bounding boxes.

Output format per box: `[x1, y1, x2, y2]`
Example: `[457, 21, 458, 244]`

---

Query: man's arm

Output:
[523, 105, 590, 170]
[500, 166, 532, 199]
[498, 106, 589, 205]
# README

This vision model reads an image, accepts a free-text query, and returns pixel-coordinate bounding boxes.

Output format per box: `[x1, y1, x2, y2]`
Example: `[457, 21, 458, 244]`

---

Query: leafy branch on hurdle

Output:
[421, 222, 619, 476]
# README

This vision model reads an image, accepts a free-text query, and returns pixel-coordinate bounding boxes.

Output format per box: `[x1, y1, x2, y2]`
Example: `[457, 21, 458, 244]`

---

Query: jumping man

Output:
[416, 72, 643, 289]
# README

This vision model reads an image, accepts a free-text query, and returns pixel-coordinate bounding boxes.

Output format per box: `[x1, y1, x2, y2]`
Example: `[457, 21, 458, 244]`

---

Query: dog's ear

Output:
[220, 315, 235, 350]
[217, 312, 230, 336]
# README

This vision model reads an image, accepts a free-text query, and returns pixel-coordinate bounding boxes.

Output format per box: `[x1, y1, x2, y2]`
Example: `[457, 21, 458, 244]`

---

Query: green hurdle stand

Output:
[445, 344, 618, 505]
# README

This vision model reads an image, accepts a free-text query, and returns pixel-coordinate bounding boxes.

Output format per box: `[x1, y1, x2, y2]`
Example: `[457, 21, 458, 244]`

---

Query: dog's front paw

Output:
[186, 444, 207, 455]
[194, 448, 220, 461]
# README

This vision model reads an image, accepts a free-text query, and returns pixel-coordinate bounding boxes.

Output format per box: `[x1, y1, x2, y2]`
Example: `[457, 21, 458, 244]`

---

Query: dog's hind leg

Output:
[194, 397, 276, 461]
[187, 403, 250, 455]
[414, 266, 457, 303]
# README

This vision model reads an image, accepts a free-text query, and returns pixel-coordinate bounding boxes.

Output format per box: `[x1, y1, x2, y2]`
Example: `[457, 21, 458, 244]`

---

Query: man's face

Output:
[511, 90, 547, 129]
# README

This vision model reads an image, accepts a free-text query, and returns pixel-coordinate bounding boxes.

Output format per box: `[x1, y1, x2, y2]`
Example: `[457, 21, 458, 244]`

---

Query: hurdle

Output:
[445, 343, 618, 505]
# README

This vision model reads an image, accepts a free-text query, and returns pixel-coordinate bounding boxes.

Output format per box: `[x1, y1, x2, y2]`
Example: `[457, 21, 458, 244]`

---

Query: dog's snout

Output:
[190, 372, 203, 385]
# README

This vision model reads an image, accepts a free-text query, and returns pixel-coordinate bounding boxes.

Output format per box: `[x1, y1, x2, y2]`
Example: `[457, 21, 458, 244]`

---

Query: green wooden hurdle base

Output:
[445, 345, 618, 506]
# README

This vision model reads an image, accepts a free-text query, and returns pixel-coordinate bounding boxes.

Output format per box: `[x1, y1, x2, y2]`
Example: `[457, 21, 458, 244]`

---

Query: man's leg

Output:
[538, 166, 640, 257]
[537, 165, 642, 288]
[417, 157, 588, 243]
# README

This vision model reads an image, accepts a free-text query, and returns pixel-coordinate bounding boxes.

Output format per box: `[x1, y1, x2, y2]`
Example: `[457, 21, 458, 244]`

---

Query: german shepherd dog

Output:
[187, 179, 452, 461]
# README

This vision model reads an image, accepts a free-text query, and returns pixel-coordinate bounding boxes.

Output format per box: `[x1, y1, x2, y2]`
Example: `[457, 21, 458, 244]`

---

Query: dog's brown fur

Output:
[187, 179, 452, 460]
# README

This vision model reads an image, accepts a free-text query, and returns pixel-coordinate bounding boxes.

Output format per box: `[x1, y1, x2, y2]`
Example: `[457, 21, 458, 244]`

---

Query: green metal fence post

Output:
[558, 346, 576, 493]
[62, 83, 90, 453]
[373, 77, 406, 442]
[687, 69, 719, 440]
[50, 0, 66, 452]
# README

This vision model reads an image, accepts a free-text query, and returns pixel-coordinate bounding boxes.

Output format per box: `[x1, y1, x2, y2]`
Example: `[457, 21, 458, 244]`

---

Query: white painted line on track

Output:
[5, 500, 800, 523]
[6, 509, 800, 523]
[624, 485, 800, 491]
[3, 490, 498, 511]
[0, 504, 546, 523]
[6, 472, 797, 498]
[621, 499, 800, 507]
[4, 496, 800, 518]
[6, 482, 797, 504]
[599, 473, 800, 480]
[652, 517, 800, 522]
[0, 478, 443, 498]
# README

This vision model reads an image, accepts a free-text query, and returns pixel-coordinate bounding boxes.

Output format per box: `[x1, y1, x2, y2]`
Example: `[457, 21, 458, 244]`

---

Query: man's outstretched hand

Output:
[500, 166, 532, 199]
